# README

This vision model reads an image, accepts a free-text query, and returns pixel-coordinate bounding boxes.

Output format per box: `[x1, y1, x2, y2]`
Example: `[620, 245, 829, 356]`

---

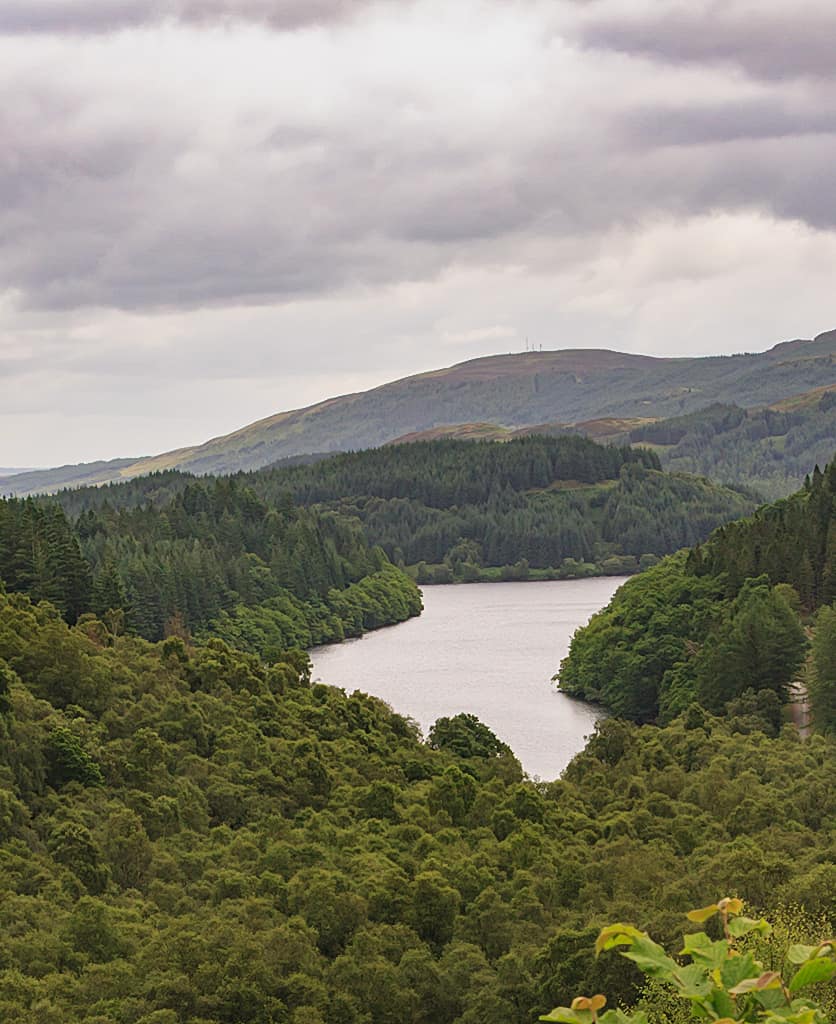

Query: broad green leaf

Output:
[670, 962, 713, 998]
[751, 987, 788, 1011]
[788, 958, 836, 993]
[600, 1011, 649, 1024]
[687, 904, 720, 923]
[680, 932, 712, 954]
[621, 935, 680, 980]
[728, 916, 771, 939]
[787, 945, 820, 965]
[541, 1008, 586, 1024]
[682, 936, 728, 970]
[706, 991, 736, 1019]
[720, 951, 761, 990]
[596, 924, 645, 955]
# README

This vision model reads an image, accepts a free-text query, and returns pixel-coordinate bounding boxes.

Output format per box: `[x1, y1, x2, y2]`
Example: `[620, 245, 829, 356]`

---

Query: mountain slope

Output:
[3, 328, 835, 496]
[386, 384, 836, 500]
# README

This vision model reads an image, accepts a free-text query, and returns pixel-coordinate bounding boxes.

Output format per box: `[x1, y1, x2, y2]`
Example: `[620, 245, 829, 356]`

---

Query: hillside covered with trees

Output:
[559, 458, 836, 729]
[375, 386, 836, 503]
[0, 584, 832, 1023]
[55, 436, 757, 584]
[626, 389, 836, 500]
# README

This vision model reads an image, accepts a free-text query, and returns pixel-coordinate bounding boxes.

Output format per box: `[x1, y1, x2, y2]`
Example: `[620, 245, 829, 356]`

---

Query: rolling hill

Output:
[2, 327, 835, 497]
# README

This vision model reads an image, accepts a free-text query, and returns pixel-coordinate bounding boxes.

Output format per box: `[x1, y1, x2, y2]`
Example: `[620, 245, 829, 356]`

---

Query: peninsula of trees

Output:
[559, 458, 836, 733]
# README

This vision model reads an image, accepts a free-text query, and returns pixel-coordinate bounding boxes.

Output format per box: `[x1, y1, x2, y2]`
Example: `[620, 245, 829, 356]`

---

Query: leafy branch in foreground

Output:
[542, 899, 835, 1024]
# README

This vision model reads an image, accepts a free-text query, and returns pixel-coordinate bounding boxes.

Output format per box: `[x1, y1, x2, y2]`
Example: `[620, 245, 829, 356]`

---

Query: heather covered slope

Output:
[3, 329, 835, 496]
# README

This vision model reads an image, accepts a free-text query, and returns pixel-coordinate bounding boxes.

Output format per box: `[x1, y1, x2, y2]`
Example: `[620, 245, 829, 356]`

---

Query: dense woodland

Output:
[0, 435, 834, 1024]
[560, 459, 836, 729]
[0, 480, 422, 658]
[55, 437, 756, 583]
[0, 585, 833, 1024]
[628, 393, 836, 499]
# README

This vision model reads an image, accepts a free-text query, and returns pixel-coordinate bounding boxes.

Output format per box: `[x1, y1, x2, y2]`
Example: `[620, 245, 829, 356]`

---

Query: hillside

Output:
[3, 328, 835, 497]
[394, 387, 836, 500]
[559, 457, 836, 727]
[0, 480, 422, 660]
[54, 436, 757, 584]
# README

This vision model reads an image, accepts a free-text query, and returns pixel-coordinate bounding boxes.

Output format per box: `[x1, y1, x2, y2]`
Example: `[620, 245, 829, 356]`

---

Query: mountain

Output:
[3, 328, 836, 497]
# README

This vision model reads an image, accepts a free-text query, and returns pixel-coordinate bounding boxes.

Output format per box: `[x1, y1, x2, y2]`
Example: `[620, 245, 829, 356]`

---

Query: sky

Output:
[2, 0, 836, 466]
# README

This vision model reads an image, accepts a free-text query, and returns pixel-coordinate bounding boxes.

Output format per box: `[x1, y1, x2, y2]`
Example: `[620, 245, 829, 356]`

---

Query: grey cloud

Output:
[0, 0, 366, 35]
[3, 1, 836, 317]
[5, 85, 836, 315]
[579, 7, 836, 81]
[623, 100, 836, 147]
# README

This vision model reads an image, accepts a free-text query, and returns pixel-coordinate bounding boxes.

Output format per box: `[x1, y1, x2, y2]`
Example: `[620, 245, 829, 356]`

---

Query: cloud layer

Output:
[1, 0, 835, 464]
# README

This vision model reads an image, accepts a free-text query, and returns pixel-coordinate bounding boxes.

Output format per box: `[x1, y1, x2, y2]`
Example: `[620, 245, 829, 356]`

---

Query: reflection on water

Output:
[311, 577, 626, 780]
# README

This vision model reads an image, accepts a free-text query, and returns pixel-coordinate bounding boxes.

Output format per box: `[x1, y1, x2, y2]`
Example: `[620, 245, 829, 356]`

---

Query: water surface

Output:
[311, 577, 626, 779]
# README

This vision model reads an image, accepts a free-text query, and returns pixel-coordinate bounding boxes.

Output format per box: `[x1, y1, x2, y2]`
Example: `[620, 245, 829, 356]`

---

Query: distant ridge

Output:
[3, 328, 835, 497]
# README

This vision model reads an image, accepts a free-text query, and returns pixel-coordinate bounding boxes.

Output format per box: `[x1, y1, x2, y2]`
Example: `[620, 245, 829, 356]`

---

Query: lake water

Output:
[310, 577, 627, 780]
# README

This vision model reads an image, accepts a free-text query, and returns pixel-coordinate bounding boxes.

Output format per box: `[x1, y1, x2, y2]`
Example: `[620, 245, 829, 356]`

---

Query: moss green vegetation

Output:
[559, 458, 836, 728]
[0, 584, 833, 1023]
[244, 437, 754, 579]
[0, 478, 422, 658]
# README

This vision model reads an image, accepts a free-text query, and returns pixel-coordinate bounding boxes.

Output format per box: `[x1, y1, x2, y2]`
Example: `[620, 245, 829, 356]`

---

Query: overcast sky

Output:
[2, 0, 836, 465]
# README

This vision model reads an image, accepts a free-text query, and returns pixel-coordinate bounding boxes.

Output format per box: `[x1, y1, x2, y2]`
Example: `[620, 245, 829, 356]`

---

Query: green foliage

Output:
[810, 605, 836, 734]
[629, 393, 836, 500]
[561, 458, 836, 722]
[692, 580, 806, 712]
[1, 479, 422, 661]
[428, 713, 512, 759]
[55, 436, 754, 580]
[0, 585, 832, 1022]
[44, 727, 104, 788]
[0, 498, 91, 622]
[543, 901, 835, 1024]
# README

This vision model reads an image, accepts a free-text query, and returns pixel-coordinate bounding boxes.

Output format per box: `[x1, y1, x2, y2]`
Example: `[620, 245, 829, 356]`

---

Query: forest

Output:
[0, 583, 833, 1023]
[0, 438, 833, 1024]
[627, 391, 836, 499]
[559, 459, 836, 730]
[0, 479, 422, 658]
[53, 436, 756, 584]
